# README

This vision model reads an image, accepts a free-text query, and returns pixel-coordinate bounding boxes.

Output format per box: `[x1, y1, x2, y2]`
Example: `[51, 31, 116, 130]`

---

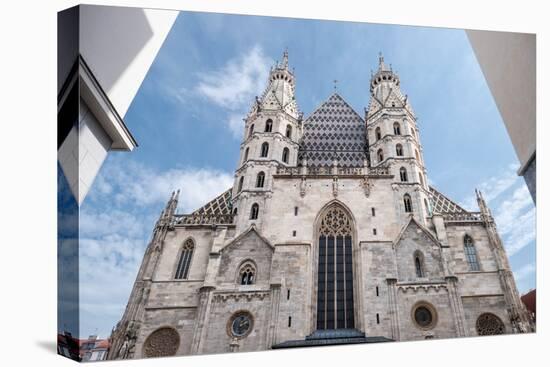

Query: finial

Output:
[379, 52, 384, 65]
[333, 79, 338, 92]
[281, 48, 289, 69]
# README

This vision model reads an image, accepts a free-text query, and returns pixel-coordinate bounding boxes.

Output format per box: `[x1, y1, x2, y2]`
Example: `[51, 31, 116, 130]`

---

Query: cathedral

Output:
[108, 51, 533, 359]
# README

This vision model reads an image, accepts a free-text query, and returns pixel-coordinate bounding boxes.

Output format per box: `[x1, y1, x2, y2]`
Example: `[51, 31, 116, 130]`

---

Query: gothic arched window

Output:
[286, 124, 292, 138]
[415, 149, 420, 161]
[239, 261, 256, 285]
[464, 235, 480, 271]
[282, 147, 289, 163]
[243, 147, 249, 162]
[238, 176, 244, 192]
[396, 144, 404, 156]
[250, 203, 259, 220]
[414, 251, 424, 278]
[404, 194, 413, 213]
[377, 149, 384, 163]
[256, 171, 265, 188]
[175, 239, 194, 279]
[375, 127, 382, 141]
[424, 198, 431, 216]
[265, 119, 273, 132]
[393, 122, 401, 135]
[317, 205, 355, 330]
[419, 172, 425, 187]
[249, 124, 254, 138]
[400, 167, 408, 182]
[260, 142, 269, 157]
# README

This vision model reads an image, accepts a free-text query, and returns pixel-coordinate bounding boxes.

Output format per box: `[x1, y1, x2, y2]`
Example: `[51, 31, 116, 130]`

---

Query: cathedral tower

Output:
[366, 54, 431, 224]
[231, 50, 302, 232]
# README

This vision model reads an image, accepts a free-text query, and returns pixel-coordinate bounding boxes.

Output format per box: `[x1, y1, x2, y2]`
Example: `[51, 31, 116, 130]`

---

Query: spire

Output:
[476, 189, 492, 219]
[378, 52, 390, 72]
[159, 190, 179, 223]
[281, 48, 289, 69]
[247, 48, 300, 119]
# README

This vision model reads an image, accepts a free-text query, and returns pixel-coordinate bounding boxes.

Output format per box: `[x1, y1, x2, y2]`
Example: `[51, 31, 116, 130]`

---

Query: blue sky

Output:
[78, 11, 536, 338]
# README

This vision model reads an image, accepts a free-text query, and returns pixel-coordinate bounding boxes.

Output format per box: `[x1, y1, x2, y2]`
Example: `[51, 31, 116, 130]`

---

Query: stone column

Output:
[266, 283, 282, 348]
[191, 286, 215, 354]
[386, 278, 400, 341]
[446, 276, 467, 337]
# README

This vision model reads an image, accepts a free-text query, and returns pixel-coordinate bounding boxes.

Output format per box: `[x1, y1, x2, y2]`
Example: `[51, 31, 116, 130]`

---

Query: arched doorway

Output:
[316, 204, 355, 330]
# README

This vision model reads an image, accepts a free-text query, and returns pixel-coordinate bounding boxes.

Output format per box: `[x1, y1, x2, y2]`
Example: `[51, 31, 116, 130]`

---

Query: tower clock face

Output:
[231, 313, 252, 337]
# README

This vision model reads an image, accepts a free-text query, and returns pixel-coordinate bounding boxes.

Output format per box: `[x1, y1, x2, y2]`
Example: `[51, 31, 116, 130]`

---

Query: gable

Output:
[217, 227, 274, 284]
[298, 93, 367, 167]
[394, 219, 445, 282]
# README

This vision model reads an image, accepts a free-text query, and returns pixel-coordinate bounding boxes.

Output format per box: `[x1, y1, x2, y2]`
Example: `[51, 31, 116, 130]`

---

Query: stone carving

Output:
[300, 177, 307, 197]
[476, 313, 505, 335]
[332, 177, 339, 197]
[319, 206, 352, 236]
[362, 177, 372, 197]
[118, 320, 140, 359]
[143, 327, 180, 358]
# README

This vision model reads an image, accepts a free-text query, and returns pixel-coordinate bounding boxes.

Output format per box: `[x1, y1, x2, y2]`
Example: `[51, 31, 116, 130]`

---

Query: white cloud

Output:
[458, 163, 536, 258]
[460, 163, 521, 211]
[79, 159, 234, 337]
[513, 262, 536, 282]
[196, 45, 272, 109]
[194, 46, 272, 138]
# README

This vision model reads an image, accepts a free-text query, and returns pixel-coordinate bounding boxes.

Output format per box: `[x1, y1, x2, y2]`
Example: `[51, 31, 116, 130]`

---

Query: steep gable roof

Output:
[428, 186, 467, 214]
[219, 224, 274, 253]
[298, 93, 367, 167]
[393, 215, 441, 249]
[191, 188, 232, 216]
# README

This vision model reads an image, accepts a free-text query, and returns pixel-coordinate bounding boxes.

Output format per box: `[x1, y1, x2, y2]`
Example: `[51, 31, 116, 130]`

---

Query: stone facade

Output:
[107, 52, 534, 360]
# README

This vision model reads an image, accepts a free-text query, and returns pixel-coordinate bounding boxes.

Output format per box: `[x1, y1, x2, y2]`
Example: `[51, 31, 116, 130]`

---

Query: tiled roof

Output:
[298, 93, 367, 168]
[191, 188, 233, 216]
[429, 186, 467, 214]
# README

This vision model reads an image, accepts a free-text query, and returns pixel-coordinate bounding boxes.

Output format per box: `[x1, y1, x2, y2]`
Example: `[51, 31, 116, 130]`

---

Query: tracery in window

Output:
[464, 234, 480, 271]
[175, 239, 195, 280]
[265, 119, 273, 132]
[239, 261, 256, 285]
[476, 313, 505, 335]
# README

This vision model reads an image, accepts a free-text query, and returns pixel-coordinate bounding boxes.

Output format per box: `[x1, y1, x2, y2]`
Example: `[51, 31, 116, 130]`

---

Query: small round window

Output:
[412, 302, 437, 330]
[228, 311, 254, 338]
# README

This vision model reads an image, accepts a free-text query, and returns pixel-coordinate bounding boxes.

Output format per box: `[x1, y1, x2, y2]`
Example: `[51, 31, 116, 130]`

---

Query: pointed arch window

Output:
[317, 205, 355, 330]
[464, 235, 480, 271]
[400, 167, 408, 182]
[419, 172, 425, 187]
[239, 261, 256, 285]
[249, 124, 254, 138]
[286, 124, 292, 138]
[282, 147, 289, 163]
[243, 147, 249, 162]
[256, 171, 265, 188]
[393, 122, 401, 135]
[396, 144, 404, 156]
[404, 194, 413, 213]
[265, 119, 273, 132]
[377, 149, 384, 163]
[424, 198, 431, 216]
[238, 176, 244, 192]
[175, 239, 194, 279]
[414, 251, 424, 278]
[415, 149, 420, 161]
[260, 142, 269, 157]
[250, 203, 259, 220]
[375, 127, 382, 141]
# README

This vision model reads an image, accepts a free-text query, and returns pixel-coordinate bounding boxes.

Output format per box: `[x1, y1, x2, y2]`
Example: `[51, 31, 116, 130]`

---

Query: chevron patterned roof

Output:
[429, 186, 467, 214]
[298, 93, 367, 168]
[191, 188, 233, 216]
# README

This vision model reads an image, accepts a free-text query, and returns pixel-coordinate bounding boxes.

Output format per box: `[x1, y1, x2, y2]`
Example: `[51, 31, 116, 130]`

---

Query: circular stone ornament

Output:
[476, 313, 505, 335]
[412, 302, 437, 330]
[228, 311, 254, 338]
[143, 327, 180, 358]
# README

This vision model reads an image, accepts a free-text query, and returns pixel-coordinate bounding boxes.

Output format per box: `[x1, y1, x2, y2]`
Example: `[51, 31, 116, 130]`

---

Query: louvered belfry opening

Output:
[317, 205, 355, 330]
